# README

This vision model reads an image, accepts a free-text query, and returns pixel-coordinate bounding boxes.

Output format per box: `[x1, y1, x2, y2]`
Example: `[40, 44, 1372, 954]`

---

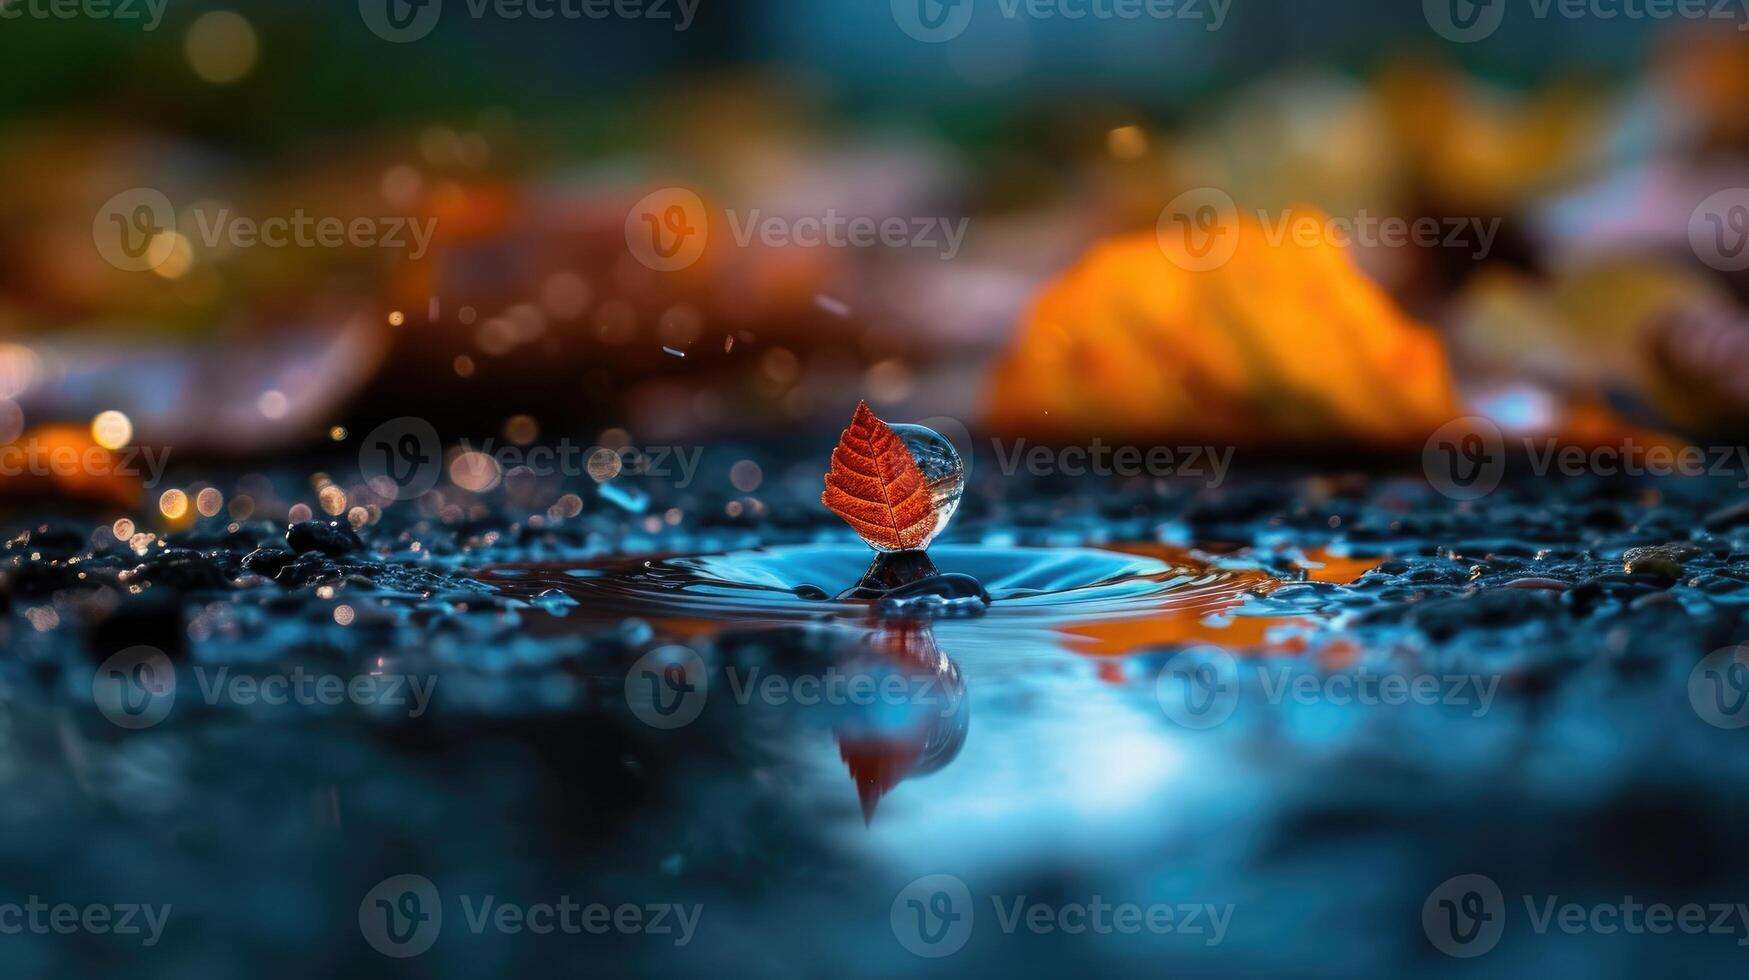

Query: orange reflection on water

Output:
[1055, 543, 1378, 658]
[1298, 547, 1380, 584]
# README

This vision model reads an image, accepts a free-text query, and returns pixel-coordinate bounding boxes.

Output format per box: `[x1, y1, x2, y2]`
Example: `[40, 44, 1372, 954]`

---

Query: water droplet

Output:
[889, 423, 964, 550]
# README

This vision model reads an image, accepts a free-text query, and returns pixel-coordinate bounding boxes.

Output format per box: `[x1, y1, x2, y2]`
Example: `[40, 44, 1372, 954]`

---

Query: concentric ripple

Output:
[482, 544, 1261, 626]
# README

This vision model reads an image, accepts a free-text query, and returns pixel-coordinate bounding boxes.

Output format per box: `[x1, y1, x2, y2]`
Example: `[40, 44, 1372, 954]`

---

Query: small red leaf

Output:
[821, 401, 936, 552]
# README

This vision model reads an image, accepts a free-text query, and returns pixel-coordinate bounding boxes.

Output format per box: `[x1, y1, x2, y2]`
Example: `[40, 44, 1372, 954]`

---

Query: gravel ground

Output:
[3, 464, 1749, 977]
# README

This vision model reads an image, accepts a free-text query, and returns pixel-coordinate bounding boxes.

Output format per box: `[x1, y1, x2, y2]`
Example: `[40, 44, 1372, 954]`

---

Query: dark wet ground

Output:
[5, 462, 1749, 977]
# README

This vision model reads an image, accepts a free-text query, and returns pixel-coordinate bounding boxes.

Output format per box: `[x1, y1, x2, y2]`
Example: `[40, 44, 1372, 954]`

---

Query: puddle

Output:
[473, 542, 1358, 821]
[482, 543, 1275, 638]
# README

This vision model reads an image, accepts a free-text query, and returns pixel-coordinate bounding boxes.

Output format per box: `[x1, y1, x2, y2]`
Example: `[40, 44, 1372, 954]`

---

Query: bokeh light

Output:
[158, 489, 189, 521]
[186, 11, 259, 85]
[90, 410, 133, 450]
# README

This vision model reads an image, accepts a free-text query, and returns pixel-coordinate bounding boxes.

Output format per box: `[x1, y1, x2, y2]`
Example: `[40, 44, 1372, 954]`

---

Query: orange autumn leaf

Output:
[985, 206, 1464, 448]
[822, 401, 935, 552]
[1376, 61, 1601, 212]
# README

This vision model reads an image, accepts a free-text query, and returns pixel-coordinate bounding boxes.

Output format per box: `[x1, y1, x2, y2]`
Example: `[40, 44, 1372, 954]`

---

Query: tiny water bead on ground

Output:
[7, 468, 1749, 974]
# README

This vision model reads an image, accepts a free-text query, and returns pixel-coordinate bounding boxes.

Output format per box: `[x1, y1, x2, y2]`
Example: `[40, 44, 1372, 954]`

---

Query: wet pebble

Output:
[131, 550, 233, 592]
[1688, 574, 1749, 599]
[1622, 543, 1701, 580]
[1502, 577, 1570, 592]
[242, 548, 297, 578]
[876, 574, 990, 616]
[285, 520, 365, 557]
[9, 524, 88, 560]
[1403, 590, 1562, 641]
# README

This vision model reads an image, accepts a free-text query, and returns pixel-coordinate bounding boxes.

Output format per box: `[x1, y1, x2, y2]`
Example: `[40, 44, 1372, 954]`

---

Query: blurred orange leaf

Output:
[985, 206, 1463, 447]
